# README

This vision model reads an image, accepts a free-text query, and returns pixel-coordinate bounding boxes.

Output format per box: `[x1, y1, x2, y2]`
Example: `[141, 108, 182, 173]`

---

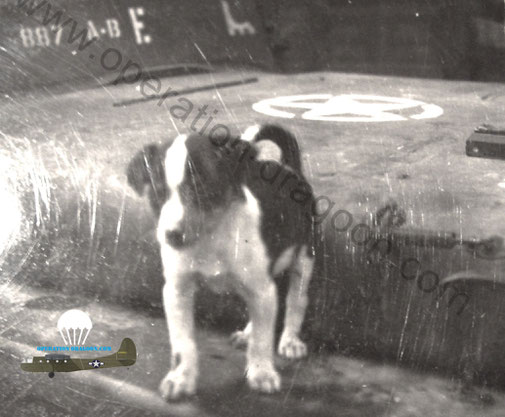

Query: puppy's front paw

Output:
[278, 333, 307, 359]
[230, 329, 249, 349]
[247, 365, 281, 394]
[159, 369, 196, 401]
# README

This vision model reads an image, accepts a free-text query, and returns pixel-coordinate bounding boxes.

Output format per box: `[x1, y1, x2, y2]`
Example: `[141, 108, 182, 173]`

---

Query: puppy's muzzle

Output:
[165, 230, 186, 248]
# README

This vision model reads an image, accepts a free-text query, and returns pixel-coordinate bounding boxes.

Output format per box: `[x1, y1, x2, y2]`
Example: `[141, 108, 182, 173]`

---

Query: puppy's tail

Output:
[243, 124, 303, 174]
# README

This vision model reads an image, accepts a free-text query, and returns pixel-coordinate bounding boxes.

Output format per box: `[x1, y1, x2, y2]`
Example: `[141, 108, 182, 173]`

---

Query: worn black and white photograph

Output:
[2, 0, 505, 416]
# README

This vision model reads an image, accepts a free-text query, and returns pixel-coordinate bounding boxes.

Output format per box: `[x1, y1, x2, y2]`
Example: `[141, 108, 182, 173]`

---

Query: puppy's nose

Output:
[166, 230, 185, 248]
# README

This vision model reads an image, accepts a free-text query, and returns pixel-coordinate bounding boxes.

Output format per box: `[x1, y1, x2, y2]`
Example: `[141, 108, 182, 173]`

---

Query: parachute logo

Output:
[57, 310, 93, 346]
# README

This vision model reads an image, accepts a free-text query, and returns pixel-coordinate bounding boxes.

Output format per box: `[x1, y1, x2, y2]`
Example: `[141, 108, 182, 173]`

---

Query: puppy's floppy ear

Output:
[126, 144, 164, 196]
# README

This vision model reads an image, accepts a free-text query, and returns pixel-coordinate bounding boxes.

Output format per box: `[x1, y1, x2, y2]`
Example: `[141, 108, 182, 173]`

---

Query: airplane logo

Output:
[89, 359, 104, 368]
[21, 338, 136, 378]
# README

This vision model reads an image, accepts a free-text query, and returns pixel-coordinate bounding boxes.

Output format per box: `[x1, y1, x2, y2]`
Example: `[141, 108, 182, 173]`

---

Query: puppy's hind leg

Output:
[278, 246, 314, 359]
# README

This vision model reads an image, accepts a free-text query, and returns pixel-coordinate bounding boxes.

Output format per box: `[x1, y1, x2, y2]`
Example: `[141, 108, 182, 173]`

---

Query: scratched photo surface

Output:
[2, 1, 505, 416]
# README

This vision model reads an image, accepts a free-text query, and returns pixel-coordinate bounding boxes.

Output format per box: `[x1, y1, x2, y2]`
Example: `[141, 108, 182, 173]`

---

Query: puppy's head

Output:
[127, 133, 257, 249]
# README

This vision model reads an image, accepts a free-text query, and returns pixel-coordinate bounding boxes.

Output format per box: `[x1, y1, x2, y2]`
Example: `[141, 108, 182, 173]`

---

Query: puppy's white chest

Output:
[159, 187, 267, 291]
[193, 204, 263, 276]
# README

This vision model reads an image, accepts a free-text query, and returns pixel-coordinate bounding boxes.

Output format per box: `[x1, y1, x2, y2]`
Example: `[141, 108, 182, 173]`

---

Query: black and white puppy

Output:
[127, 124, 315, 400]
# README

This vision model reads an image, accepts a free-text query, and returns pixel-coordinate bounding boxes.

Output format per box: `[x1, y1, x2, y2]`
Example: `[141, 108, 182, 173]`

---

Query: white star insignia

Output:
[89, 359, 103, 368]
